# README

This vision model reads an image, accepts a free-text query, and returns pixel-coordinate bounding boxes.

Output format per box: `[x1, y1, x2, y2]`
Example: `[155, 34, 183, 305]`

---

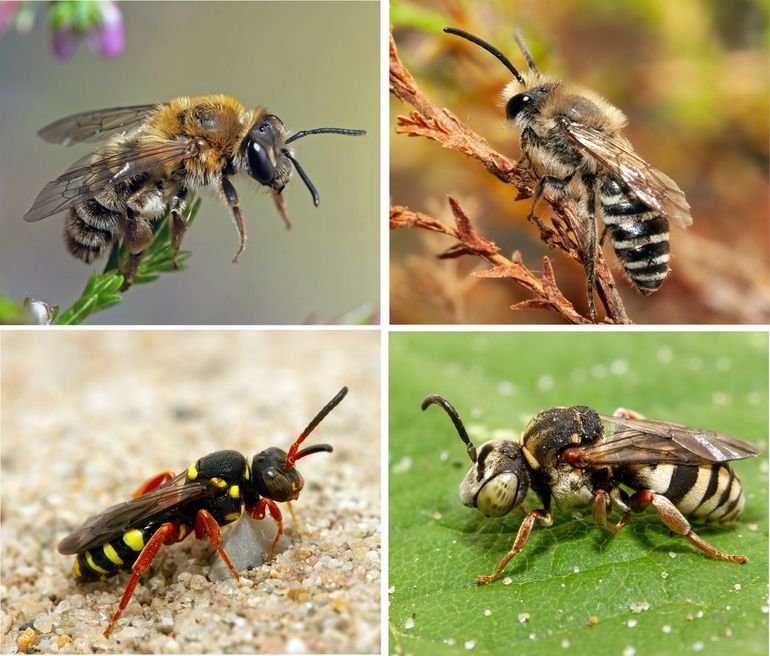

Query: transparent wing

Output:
[567, 415, 759, 468]
[57, 471, 213, 555]
[558, 117, 692, 228]
[24, 138, 198, 222]
[38, 104, 158, 146]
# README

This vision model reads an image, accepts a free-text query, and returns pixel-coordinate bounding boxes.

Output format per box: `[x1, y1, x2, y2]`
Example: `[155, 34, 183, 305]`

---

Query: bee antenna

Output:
[514, 28, 538, 74]
[285, 387, 348, 470]
[444, 27, 526, 86]
[283, 151, 320, 207]
[285, 127, 367, 144]
[421, 394, 477, 463]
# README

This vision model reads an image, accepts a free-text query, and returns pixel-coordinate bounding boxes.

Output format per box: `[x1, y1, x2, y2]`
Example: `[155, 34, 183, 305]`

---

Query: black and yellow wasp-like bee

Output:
[422, 395, 758, 585]
[58, 387, 347, 637]
[24, 96, 366, 287]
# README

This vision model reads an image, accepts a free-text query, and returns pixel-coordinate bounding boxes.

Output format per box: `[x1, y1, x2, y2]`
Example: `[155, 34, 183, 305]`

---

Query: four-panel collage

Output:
[0, 1, 768, 655]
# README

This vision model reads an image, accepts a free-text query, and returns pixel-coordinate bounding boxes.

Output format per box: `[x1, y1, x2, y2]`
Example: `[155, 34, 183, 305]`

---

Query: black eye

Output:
[246, 139, 275, 185]
[506, 93, 531, 120]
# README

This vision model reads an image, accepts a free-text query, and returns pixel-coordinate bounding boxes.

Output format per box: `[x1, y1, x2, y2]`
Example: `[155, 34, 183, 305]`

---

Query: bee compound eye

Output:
[246, 139, 275, 185]
[476, 472, 519, 517]
[505, 93, 531, 120]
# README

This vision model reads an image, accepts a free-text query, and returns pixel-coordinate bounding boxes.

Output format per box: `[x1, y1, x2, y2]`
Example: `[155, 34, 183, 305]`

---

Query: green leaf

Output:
[389, 332, 768, 656]
[56, 270, 123, 325]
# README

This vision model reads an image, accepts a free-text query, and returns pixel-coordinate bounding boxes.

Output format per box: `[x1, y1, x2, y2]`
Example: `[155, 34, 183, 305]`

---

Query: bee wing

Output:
[57, 471, 213, 555]
[558, 118, 692, 228]
[38, 104, 158, 146]
[23, 138, 198, 222]
[569, 415, 759, 467]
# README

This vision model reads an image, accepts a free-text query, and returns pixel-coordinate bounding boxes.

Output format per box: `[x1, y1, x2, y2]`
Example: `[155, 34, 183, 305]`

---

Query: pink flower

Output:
[0, 0, 20, 36]
[52, 26, 79, 60]
[49, 0, 125, 61]
[89, 1, 124, 58]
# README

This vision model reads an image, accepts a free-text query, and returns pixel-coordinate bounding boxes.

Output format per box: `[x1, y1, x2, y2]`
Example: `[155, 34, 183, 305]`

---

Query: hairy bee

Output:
[422, 396, 758, 585]
[24, 95, 366, 287]
[444, 28, 692, 316]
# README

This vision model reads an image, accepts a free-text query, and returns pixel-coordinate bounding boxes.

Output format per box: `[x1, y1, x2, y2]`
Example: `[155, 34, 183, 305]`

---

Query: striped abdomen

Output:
[599, 175, 670, 295]
[620, 463, 745, 524]
[73, 524, 158, 581]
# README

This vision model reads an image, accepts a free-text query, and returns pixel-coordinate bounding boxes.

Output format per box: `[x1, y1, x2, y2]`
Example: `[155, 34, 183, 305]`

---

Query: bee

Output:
[24, 96, 366, 287]
[57, 387, 347, 637]
[422, 395, 758, 585]
[444, 28, 692, 317]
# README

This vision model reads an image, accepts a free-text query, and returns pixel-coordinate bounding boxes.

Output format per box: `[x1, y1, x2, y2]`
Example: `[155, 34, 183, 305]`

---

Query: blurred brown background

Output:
[0, 1, 379, 325]
[391, 0, 769, 324]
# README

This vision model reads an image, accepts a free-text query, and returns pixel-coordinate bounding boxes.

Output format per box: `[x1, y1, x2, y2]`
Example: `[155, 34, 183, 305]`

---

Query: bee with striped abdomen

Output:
[443, 28, 692, 318]
[58, 387, 347, 637]
[24, 96, 366, 288]
[422, 395, 758, 585]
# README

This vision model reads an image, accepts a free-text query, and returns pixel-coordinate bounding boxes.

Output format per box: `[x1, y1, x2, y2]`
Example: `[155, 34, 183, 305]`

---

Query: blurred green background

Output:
[0, 1, 379, 324]
[391, 0, 769, 324]
[390, 331, 768, 655]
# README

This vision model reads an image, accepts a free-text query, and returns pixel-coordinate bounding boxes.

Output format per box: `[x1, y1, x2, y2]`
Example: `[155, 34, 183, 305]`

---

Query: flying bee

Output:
[24, 95, 366, 287]
[444, 28, 693, 317]
[422, 395, 758, 585]
[58, 387, 347, 637]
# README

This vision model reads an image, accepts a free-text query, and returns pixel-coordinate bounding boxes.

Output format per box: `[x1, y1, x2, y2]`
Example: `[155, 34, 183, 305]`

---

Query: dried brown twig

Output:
[389, 29, 630, 324]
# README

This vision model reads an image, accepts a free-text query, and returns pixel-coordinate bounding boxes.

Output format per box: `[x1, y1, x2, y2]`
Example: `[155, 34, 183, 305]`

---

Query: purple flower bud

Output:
[90, 1, 124, 58]
[0, 0, 20, 37]
[52, 27, 80, 61]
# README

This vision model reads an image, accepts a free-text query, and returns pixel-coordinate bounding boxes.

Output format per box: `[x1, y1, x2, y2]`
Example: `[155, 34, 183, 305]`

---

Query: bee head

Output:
[443, 27, 554, 129]
[243, 387, 346, 505]
[421, 395, 530, 518]
[245, 113, 365, 207]
[521, 406, 604, 470]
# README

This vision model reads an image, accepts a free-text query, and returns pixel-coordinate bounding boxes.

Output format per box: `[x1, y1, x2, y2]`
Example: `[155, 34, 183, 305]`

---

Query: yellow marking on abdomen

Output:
[224, 511, 241, 522]
[73, 558, 82, 579]
[103, 543, 124, 566]
[123, 529, 145, 551]
[85, 551, 109, 575]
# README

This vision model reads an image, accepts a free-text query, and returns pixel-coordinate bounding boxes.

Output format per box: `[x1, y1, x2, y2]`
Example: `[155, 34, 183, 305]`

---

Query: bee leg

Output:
[193, 508, 240, 580]
[611, 407, 645, 420]
[272, 190, 293, 230]
[248, 498, 284, 561]
[476, 509, 551, 585]
[131, 471, 176, 498]
[119, 206, 153, 290]
[286, 500, 297, 522]
[103, 521, 179, 638]
[526, 174, 572, 235]
[628, 490, 748, 564]
[221, 177, 247, 264]
[583, 174, 599, 321]
[169, 188, 189, 268]
[592, 489, 630, 532]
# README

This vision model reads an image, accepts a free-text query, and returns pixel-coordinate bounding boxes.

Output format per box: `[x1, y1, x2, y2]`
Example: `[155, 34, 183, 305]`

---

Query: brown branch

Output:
[389, 29, 630, 324]
[391, 201, 591, 325]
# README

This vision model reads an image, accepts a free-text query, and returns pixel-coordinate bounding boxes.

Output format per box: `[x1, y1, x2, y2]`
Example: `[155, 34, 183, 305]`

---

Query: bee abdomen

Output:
[65, 199, 120, 263]
[622, 463, 745, 524]
[73, 525, 156, 581]
[599, 176, 670, 295]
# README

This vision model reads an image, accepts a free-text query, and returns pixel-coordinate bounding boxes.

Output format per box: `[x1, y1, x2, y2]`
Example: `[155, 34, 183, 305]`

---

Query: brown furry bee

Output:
[423, 396, 758, 585]
[24, 95, 366, 286]
[444, 28, 692, 317]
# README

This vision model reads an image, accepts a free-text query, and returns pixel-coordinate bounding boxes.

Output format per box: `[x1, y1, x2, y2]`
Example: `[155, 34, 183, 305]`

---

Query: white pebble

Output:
[669, 551, 677, 559]
[464, 639, 476, 650]
[388, 586, 396, 594]
[627, 619, 637, 628]
[484, 609, 492, 617]
[733, 583, 741, 591]
[286, 637, 308, 654]
[662, 625, 672, 633]
[661, 571, 669, 579]
[404, 617, 414, 629]
[518, 613, 530, 623]
[623, 647, 636, 656]
[572, 565, 580, 573]
[503, 577, 512, 585]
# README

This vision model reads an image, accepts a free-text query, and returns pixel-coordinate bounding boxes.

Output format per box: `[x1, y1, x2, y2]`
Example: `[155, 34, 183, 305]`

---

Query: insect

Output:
[24, 95, 366, 287]
[422, 395, 758, 585]
[58, 386, 348, 637]
[443, 28, 692, 317]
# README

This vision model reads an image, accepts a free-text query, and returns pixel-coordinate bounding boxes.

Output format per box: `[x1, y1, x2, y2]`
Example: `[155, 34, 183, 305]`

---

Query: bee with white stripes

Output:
[422, 396, 758, 585]
[444, 28, 692, 316]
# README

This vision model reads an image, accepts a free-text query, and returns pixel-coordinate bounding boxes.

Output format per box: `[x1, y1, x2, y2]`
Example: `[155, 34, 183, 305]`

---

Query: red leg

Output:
[628, 490, 748, 564]
[194, 509, 239, 580]
[104, 522, 179, 638]
[248, 498, 284, 561]
[286, 500, 297, 523]
[592, 489, 630, 533]
[477, 510, 552, 585]
[131, 471, 176, 498]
